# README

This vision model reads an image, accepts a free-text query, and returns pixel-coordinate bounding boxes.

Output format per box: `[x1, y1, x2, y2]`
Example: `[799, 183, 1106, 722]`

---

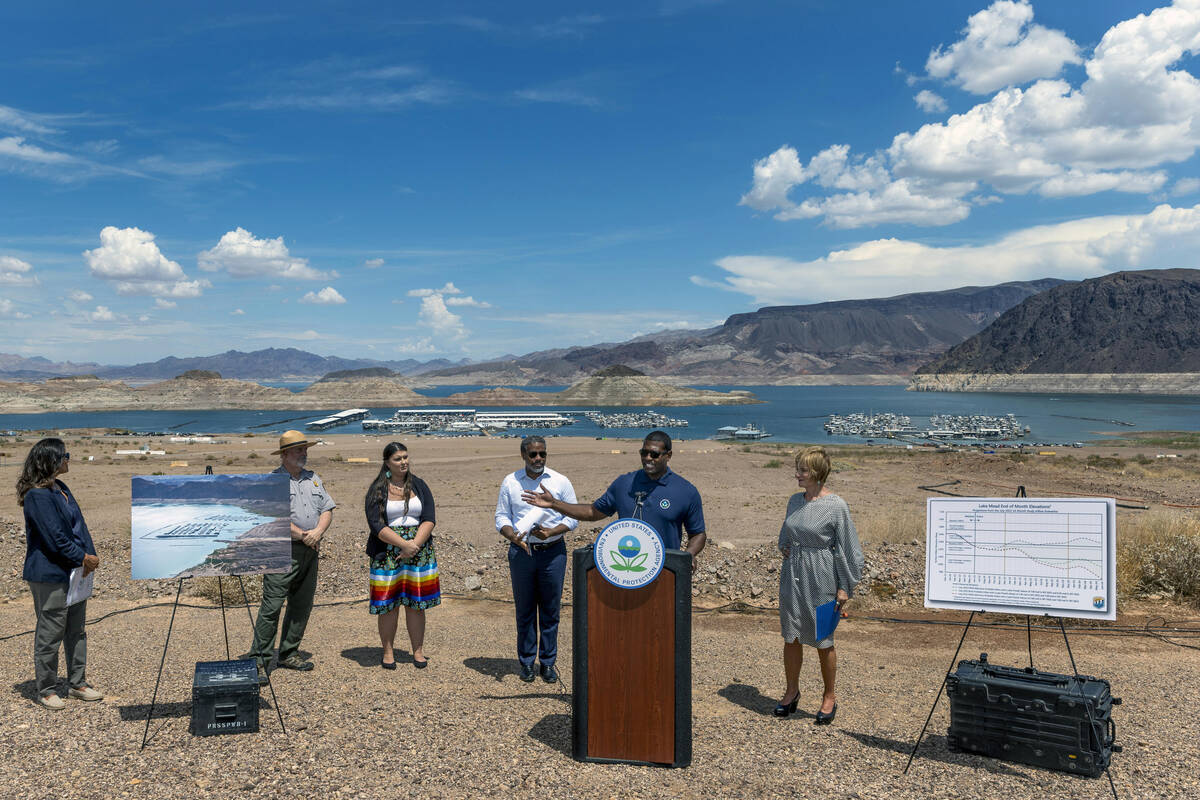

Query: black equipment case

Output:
[190, 659, 260, 736]
[946, 653, 1120, 778]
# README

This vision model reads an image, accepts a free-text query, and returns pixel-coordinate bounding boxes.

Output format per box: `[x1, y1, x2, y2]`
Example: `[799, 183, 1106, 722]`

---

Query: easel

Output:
[902, 486, 1120, 799]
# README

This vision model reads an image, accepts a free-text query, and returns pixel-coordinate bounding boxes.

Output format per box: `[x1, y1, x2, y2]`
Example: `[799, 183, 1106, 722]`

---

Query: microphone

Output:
[633, 491, 647, 518]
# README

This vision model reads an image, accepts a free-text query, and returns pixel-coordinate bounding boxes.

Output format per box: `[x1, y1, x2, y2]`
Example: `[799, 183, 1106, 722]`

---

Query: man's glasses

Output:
[63, 452, 71, 460]
[639, 449, 668, 459]
[526, 451, 547, 459]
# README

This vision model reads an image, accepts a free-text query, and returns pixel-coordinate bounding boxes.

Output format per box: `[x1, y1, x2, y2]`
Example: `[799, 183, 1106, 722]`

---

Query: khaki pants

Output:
[28, 581, 88, 697]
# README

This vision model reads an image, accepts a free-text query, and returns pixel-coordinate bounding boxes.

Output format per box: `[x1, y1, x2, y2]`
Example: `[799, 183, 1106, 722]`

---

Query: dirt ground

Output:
[0, 433, 1197, 798]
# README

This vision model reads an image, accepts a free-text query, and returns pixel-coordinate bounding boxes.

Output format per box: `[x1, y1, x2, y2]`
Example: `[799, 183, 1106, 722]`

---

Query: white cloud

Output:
[83, 226, 210, 298]
[445, 295, 490, 307]
[914, 90, 947, 113]
[1172, 177, 1200, 196]
[296, 329, 321, 340]
[68, 289, 93, 302]
[299, 286, 347, 305]
[743, 1, 1200, 228]
[364, 258, 384, 269]
[407, 281, 462, 298]
[394, 336, 439, 354]
[418, 294, 467, 339]
[198, 228, 330, 280]
[0, 136, 75, 165]
[231, 308, 245, 315]
[154, 298, 177, 309]
[704, 202, 1200, 303]
[227, 57, 454, 112]
[925, 1, 1081, 94]
[0, 105, 62, 136]
[0, 255, 37, 285]
[87, 305, 117, 322]
[0, 298, 31, 318]
[404, 281, 488, 340]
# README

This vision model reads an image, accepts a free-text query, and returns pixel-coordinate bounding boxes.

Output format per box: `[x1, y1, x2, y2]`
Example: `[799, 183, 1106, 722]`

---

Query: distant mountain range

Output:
[0, 347, 465, 382]
[0, 279, 1073, 385]
[916, 270, 1200, 374]
[420, 279, 1068, 383]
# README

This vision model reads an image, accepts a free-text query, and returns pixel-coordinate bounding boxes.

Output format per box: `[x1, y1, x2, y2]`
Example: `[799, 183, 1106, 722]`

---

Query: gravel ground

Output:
[0, 596, 1195, 800]
[1, 434, 1198, 798]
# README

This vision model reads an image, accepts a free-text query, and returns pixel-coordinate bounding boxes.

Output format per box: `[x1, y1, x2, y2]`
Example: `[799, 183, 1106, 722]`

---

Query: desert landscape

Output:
[0, 432, 1197, 799]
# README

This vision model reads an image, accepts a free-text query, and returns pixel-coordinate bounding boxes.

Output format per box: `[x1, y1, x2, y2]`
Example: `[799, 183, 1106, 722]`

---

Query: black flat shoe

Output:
[413, 657, 428, 670]
[773, 694, 799, 717]
[381, 659, 397, 671]
[814, 703, 837, 725]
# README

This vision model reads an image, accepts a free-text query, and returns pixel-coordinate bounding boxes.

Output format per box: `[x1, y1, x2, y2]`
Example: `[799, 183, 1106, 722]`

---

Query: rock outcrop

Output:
[918, 269, 1200, 376]
[908, 372, 1200, 394]
[298, 377, 428, 406]
[554, 374, 757, 406]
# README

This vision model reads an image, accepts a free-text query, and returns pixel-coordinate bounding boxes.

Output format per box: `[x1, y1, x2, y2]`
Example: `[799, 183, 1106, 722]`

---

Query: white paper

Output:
[66, 566, 94, 606]
[515, 507, 550, 537]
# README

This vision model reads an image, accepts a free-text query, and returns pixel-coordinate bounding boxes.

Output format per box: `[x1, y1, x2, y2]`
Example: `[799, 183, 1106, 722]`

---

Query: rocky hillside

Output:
[92, 348, 460, 381]
[423, 278, 1066, 384]
[553, 374, 757, 406]
[916, 269, 1200, 375]
[0, 372, 426, 413]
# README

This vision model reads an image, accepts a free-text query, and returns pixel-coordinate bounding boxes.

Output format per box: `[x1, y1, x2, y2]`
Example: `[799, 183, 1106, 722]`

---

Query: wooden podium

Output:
[571, 546, 691, 767]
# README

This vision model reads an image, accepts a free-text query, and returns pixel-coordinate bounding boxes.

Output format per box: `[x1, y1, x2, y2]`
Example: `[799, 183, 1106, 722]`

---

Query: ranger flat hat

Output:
[272, 430, 312, 454]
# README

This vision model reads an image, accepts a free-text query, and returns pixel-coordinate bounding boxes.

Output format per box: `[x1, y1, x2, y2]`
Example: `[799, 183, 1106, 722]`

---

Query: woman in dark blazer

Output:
[363, 442, 438, 669]
[16, 438, 103, 710]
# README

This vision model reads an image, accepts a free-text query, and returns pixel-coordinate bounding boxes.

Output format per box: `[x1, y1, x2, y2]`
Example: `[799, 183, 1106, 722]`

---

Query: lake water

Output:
[3, 385, 1200, 445]
[130, 502, 275, 579]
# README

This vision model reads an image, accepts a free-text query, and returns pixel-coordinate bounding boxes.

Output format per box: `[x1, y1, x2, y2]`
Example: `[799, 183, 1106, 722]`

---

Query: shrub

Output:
[1119, 512, 1200, 607]
[247, 452, 259, 459]
[329, 453, 345, 462]
[762, 459, 782, 468]
[1085, 455, 1125, 470]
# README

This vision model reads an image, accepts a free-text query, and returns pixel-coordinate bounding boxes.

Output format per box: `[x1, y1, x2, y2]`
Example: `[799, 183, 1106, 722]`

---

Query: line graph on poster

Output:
[924, 497, 1116, 620]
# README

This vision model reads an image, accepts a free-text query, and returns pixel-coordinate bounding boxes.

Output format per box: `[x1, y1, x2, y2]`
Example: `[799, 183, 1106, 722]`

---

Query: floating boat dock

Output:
[714, 424, 771, 441]
[306, 408, 370, 431]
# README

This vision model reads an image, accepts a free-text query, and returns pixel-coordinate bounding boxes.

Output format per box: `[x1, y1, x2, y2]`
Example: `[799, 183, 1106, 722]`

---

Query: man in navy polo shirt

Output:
[522, 431, 706, 562]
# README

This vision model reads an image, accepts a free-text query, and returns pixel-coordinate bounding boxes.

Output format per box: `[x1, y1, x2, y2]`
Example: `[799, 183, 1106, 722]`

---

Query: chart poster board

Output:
[131, 474, 292, 580]
[925, 497, 1116, 620]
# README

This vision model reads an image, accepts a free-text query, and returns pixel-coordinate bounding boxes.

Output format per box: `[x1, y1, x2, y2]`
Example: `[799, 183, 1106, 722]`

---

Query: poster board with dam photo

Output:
[130, 473, 292, 580]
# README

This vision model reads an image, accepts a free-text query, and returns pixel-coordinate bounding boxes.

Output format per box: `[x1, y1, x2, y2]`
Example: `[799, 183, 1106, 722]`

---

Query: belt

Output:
[524, 539, 564, 551]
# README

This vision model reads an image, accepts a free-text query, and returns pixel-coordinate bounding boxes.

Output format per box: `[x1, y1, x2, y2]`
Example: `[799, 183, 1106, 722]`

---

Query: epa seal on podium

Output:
[595, 518, 665, 589]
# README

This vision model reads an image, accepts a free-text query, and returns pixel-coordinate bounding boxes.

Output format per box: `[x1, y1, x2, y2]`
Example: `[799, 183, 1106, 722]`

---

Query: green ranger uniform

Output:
[248, 466, 336, 666]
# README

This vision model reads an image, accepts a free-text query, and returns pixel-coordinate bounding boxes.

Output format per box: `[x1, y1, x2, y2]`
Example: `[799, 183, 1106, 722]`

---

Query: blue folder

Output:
[815, 599, 841, 641]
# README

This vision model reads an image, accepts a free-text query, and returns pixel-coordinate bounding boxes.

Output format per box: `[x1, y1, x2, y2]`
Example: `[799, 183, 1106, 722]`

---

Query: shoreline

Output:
[171, 517, 292, 579]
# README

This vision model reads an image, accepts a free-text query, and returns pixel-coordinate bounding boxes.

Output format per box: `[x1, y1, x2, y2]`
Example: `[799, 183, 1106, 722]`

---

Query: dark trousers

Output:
[249, 541, 318, 664]
[28, 581, 88, 697]
[508, 539, 566, 667]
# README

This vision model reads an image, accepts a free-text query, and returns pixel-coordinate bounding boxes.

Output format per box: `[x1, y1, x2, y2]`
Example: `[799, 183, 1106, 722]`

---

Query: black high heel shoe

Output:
[773, 694, 799, 717]
[814, 703, 838, 725]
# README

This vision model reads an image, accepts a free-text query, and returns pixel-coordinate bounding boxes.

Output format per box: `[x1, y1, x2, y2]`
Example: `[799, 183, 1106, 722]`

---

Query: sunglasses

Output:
[63, 452, 71, 460]
[525, 451, 547, 458]
[639, 449, 669, 459]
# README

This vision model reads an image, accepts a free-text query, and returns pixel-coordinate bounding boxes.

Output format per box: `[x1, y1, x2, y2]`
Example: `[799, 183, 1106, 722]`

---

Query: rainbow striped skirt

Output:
[369, 527, 441, 613]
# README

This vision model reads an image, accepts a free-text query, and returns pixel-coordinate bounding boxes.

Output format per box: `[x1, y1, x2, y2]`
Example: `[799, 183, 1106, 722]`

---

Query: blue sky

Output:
[2, 0, 1199, 365]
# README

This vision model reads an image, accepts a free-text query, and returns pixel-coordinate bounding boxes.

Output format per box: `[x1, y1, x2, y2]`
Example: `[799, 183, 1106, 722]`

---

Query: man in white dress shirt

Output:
[495, 435, 578, 683]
